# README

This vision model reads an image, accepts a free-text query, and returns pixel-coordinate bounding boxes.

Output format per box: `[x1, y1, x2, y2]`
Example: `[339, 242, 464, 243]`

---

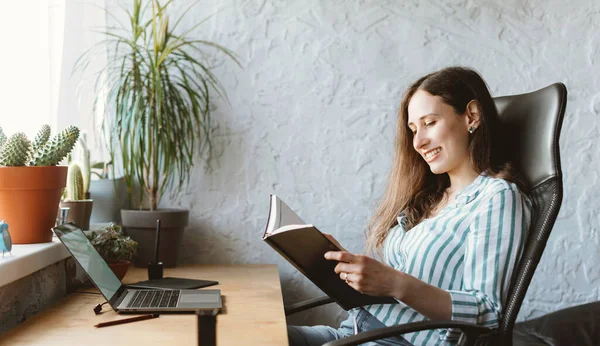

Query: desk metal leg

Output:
[197, 309, 219, 346]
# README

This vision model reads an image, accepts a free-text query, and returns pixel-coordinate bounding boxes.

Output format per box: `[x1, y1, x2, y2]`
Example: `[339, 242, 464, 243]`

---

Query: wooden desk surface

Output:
[1, 264, 288, 346]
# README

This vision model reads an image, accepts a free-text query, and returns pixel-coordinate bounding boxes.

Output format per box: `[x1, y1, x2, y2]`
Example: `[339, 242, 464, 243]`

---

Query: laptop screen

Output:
[53, 223, 122, 301]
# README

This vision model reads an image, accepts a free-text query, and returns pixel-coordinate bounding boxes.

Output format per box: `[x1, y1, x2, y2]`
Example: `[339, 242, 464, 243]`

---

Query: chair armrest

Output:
[322, 320, 495, 346]
[285, 296, 335, 316]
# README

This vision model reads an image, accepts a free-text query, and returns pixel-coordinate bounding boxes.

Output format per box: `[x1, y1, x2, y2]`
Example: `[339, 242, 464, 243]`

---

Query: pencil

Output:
[94, 314, 159, 328]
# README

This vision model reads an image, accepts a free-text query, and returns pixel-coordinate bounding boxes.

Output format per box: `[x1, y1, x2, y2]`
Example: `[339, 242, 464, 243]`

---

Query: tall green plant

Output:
[75, 0, 239, 210]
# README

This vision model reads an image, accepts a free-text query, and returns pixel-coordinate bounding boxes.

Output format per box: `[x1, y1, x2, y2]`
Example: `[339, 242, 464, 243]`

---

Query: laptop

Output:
[53, 222, 222, 313]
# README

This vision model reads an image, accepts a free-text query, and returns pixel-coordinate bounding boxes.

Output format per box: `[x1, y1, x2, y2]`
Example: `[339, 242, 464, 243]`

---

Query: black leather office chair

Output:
[285, 83, 568, 346]
[513, 301, 600, 346]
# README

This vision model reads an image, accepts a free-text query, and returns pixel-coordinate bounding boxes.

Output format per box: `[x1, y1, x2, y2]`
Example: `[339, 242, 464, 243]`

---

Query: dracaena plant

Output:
[75, 0, 239, 210]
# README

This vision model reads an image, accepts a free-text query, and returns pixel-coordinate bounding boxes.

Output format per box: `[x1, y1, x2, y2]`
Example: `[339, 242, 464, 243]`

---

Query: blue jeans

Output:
[288, 308, 413, 346]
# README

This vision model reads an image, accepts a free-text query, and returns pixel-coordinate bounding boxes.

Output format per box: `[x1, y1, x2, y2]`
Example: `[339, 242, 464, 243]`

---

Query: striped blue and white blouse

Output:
[364, 174, 531, 346]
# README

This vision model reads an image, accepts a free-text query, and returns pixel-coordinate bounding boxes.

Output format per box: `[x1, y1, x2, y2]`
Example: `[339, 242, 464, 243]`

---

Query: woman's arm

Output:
[444, 187, 527, 326]
[392, 272, 452, 320]
[325, 251, 453, 320]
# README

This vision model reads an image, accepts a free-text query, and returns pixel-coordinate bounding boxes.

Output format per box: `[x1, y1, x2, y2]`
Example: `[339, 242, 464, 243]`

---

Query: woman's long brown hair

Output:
[365, 67, 527, 257]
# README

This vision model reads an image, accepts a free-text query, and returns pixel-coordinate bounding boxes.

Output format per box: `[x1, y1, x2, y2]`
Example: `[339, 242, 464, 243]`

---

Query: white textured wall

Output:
[106, 0, 600, 326]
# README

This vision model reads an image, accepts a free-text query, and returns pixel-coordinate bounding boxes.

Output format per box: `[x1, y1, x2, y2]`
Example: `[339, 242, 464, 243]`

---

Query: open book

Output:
[262, 195, 397, 311]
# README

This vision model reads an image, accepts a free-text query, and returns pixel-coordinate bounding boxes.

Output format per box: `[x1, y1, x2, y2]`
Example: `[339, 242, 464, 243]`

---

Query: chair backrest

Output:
[492, 83, 567, 340]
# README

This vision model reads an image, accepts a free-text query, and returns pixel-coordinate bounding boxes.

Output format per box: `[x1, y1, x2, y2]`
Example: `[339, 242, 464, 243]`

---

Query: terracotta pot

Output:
[59, 200, 93, 230]
[0, 166, 68, 244]
[121, 209, 188, 268]
[108, 260, 131, 281]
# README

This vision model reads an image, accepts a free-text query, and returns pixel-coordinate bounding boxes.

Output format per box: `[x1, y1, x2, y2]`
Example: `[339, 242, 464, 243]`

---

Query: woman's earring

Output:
[468, 126, 475, 134]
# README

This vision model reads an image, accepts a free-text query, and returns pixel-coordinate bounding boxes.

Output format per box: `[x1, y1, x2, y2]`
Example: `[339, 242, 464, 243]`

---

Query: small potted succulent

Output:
[86, 223, 138, 280]
[59, 162, 93, 230]
[0, 125, 79, 243]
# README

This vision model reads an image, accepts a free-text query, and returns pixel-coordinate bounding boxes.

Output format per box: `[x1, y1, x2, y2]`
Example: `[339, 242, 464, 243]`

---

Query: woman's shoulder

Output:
[472, 175, 532, 222]
[478, 174, 524, 198]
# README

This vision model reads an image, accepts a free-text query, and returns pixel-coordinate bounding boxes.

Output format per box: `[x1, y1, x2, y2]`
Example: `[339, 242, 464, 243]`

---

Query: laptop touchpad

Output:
[181, 293, 220, 303]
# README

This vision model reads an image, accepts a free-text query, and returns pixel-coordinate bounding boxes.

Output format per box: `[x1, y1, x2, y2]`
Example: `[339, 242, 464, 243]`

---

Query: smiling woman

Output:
[406, 90, 482, 216]
[288, 67, 532, 346]
[407, 90, 479, 178]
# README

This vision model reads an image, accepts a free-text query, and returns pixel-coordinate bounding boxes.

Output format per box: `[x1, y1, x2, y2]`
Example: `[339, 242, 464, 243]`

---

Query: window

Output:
[0, 0, 103, 287]
[0, 1, 53, 139]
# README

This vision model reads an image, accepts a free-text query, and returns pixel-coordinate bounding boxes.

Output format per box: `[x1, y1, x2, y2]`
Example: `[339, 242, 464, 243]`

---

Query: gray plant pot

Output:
[89, 178, 127, 223]
[120, 209, 189, 268]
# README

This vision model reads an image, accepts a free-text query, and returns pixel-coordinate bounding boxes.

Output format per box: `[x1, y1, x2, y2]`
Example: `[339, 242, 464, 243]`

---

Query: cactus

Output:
[30, 125, 51, 158]
[79, 133, 91, 194]
[0, 126, 6, 149]
[65, 162, 85, 200]
[0, 133, 31, 166]
[0, 125, 80, 167]
[28, 125, 80, 166]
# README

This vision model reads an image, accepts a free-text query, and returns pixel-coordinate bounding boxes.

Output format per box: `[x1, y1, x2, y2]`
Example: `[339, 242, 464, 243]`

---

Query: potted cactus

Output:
[0, 125, 80, 243]
[78, 134, 92, 200]
[59, 162, 94, 230]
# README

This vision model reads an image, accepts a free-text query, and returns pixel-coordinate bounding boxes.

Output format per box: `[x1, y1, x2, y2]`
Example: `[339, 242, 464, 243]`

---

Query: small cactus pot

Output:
[0, 166, 67, 243]
[59, 199, 93, 230]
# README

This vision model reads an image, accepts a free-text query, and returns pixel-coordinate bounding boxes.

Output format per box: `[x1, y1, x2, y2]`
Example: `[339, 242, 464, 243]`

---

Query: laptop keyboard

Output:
[127, 290, 181, 308]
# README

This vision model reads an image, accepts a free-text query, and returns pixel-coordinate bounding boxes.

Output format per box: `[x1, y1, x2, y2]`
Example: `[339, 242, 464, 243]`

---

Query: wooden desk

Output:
[1, 264, 288, 346]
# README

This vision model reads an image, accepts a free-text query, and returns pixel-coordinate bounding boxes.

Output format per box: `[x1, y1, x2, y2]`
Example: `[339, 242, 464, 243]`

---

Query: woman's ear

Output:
[465, 100, 481, 129]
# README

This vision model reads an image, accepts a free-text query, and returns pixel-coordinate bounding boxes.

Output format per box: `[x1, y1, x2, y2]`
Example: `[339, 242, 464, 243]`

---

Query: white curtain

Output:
[0, 0, 107, 159]
[0, 2, 51, 139]
[52, 0, 108, 161]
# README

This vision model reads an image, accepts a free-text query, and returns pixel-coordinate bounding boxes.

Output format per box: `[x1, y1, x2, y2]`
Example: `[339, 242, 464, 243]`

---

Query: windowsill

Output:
[0, 237, 70, 287]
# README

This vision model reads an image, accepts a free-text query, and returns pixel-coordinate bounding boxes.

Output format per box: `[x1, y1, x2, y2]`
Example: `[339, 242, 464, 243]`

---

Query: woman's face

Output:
[407, 90, 471, 176]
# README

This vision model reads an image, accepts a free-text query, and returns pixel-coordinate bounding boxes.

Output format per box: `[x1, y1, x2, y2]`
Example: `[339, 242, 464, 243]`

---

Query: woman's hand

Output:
[322, 233, 348, 252]
[324, 250, 405, 298]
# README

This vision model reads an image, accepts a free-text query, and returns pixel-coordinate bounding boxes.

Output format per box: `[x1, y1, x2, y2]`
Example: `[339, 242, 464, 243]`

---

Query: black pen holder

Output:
[148, 262, 164, 280]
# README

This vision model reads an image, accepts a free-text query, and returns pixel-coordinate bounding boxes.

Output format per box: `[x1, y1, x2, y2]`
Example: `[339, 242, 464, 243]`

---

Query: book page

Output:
[264, 195, 307, 237]
[268, 223, 314, 236]
[277, 196, 306, 226]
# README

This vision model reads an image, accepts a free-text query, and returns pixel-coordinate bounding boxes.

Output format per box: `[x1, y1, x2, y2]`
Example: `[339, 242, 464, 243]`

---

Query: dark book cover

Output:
[263, 196, 397, 310]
